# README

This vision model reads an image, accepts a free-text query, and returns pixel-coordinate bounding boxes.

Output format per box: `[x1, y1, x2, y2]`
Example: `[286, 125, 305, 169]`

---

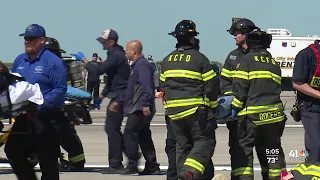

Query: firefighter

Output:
[160, 20, 219, 180]
[220, 17, 258, 179]
[44, 37, 86, 170]
[231, 28, 286, 180]
[163, 24, 214, 180]
[221, 18, 257, 94]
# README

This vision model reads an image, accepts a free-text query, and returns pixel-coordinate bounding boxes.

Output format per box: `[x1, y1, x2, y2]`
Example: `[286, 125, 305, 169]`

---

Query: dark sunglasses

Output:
[24, 37, 39, 41]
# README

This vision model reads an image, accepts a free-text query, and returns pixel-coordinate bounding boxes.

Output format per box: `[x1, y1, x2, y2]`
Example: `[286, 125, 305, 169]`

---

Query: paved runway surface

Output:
[0, 91, 302, 179]
[0, 124, 304, 179]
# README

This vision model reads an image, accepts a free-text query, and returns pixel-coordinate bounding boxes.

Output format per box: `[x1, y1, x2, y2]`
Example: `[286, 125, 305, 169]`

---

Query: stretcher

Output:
[0, 74, 44, 166]
[0, 75, 93, 170]
[216, 95, 235, 123]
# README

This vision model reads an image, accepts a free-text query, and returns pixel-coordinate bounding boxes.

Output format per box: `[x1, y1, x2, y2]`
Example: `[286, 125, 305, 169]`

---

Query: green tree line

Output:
[4, 62, 13, 68]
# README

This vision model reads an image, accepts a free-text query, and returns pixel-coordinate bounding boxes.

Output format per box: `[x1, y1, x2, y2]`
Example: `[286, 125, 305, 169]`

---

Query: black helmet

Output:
[147, 55, 153, 60]
[169, 20, 199, 37]
[44, 37, 66, 53]
[227, 18, 257, 36]
[246, 28, 272, 48]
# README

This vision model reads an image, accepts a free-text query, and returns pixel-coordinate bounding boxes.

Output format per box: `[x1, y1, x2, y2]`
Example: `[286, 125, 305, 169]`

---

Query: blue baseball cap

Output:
[19, 24, 46, 37]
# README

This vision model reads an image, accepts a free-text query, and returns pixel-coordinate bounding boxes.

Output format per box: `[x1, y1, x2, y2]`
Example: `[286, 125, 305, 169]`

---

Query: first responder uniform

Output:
[292, 40, 320, 163]
[231, 29, 286, 180]
[44, 37, 86, 170]
[161, 20, 219, 180]
[5, 24, 66, 180]
[290, 163, 320, 179]
[220, 18, 257, 180]
[220, 47, 245, 95]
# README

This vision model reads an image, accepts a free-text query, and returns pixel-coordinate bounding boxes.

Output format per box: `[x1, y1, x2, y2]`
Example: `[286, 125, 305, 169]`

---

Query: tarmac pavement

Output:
[0, 124, 304, 179]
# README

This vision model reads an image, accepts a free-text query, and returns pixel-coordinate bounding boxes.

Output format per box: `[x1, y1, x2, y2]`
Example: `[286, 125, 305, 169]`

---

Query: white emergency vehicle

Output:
[267, 28, 319, 91]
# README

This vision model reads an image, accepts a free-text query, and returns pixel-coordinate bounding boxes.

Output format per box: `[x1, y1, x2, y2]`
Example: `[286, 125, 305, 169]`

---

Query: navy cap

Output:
[19, 24, 46, 37]
[96, 29, 118, 43]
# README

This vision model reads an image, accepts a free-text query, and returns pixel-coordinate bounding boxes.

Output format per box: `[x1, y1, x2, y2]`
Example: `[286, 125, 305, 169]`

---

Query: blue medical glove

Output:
[94, 98, 102, 110]
[70, 52, 85, 62]
[231, 109, 238, 119]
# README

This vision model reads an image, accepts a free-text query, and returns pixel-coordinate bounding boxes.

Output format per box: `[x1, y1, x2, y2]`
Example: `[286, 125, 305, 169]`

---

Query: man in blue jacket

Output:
[70, 29, 131, 174]
[5, 24, 67, 180]
[121, 40, 160, 175]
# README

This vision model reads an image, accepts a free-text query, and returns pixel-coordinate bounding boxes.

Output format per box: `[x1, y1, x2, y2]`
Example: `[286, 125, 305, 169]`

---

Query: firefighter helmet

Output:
[168, 20, 199, 37]
[246, 28, 272, 48]
[44, 37, 66, 53]
[227, 18, 257, 36]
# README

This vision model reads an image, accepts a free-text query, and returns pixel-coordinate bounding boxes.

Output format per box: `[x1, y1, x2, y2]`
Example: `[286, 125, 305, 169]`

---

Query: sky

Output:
[1, 0, 320, 63]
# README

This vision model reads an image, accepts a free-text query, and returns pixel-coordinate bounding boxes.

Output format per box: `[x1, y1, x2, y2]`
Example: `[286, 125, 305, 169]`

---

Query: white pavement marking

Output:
[91, 111, 292, 116]
[1, 122, 303, 128]
[3, 111, 301, 127]
[0, 164, 294, 171]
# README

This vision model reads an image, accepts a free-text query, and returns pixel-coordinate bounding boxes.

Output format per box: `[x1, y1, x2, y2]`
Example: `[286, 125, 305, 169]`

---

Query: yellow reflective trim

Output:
[206, 100, 218, 109]
[231, 167, 254, 176]
[220, 68, 233, 78]
[184, 158, 205, 174]
[164, 97, 218, 109]
[253, 115, 285, 125]
[248, 71, 281, 85]
[162, 69, 216, 82]
[69, 153, 85, 163]
[164, 98, 205, 108]
[202, 69, 216, 81]
[292, 164, 320, 177]
[238, 103, 284, 116]
[268, 168, 287, 177]
[223, 91, 233, 95]
[163, 70, 202, 81]
[168, 107, 199, 120]
[233, 70, 249, 80]
[160, 73, 165, 82]
[231, 97, 244, 109]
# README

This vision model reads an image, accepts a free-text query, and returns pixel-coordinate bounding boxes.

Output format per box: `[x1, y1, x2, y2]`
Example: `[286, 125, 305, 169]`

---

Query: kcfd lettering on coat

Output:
[168, 54, 192, 62]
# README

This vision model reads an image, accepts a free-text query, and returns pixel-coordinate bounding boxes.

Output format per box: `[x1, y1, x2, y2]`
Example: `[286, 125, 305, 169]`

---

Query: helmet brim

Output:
[168, 32, 199, 36]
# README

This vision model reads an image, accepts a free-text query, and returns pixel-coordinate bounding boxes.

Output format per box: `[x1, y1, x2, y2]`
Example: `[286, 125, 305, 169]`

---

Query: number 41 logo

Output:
[289, 150, 309, 158]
